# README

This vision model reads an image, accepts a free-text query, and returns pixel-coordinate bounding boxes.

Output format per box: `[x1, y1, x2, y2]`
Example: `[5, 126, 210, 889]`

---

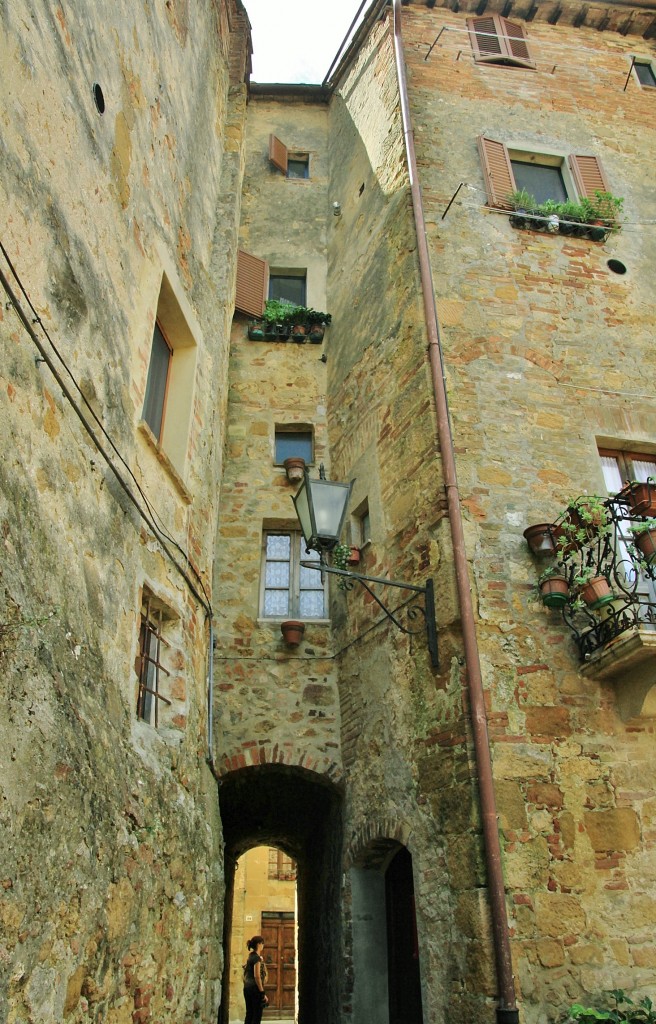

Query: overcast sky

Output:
[246, 0, 369, 84]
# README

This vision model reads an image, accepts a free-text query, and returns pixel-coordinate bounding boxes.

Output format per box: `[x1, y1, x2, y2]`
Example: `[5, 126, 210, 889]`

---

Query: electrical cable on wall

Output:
[0, 247, 212, 619]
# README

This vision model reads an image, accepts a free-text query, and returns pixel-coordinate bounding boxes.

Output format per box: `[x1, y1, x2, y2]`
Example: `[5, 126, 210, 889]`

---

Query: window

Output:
[599, 448, 656, 602]
[269, 273, 307, 307]
[136, 591, 173, 727]
[353, 499, 371, 547]
[635, 61, 656, 88]
[274, 428, 313, 465]
[143, 321, 172, 440]
[268, 848, 297, 881]
[510, 158, 567, 205]
[287, 156, 309, 179]
[141, 271, 198, 474]
[467, 15, 535, 69]
[478, 136, 610, 210]
[261, 532, 326, 619]
[269, 134, 310, 178]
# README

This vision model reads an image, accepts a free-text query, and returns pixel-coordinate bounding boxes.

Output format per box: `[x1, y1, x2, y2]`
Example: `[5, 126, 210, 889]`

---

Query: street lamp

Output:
[291, 465, 353, 555]
[291, 465, 439, 668]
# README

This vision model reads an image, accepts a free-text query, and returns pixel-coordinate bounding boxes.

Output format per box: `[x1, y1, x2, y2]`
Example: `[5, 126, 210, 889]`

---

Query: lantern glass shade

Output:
[292, 470, 354, 552]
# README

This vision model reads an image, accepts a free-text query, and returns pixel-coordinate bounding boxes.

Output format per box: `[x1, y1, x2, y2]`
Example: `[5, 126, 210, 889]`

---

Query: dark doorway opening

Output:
[218, 765, 343, 1024]
[350, 842, 424, 1024]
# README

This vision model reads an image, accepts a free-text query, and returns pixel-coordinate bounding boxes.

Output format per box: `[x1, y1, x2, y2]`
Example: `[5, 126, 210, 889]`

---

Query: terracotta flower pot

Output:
[248, 322, 265, 340]
[284, 457, 305, 484]
[634, 527, 656, 566]
[347, 546, 361, 566]
[280, 620, 305, 646]
[617, 482, 656, 518]
[539, 574, 569, 609]
[290, 324, 308, 342]
[308, 325, 325, 343]
[524, 523, 563, 557]
[579, 576, 613, 610]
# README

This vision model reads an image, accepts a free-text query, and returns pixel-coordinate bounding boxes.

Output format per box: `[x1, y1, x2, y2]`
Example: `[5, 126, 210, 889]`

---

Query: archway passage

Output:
[219, 765, 343, 1024]
[350, 842, 424, 1024]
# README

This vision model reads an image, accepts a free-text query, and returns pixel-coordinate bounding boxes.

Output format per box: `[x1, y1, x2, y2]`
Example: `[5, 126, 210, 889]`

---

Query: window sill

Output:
[258, 617, 331, 627]
[580, 627, 656, 718]
[138, 420, 192, 505]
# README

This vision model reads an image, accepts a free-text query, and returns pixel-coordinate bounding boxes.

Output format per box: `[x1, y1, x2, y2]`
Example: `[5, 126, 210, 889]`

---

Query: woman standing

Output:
[243, 935, 268, 1024]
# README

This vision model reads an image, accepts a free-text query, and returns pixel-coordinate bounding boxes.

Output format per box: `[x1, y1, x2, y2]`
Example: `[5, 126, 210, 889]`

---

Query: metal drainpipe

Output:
[391, 3, 519, 1021]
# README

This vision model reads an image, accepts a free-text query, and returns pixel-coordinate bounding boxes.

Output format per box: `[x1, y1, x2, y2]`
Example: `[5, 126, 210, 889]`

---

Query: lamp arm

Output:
[300, 561, 438, 668]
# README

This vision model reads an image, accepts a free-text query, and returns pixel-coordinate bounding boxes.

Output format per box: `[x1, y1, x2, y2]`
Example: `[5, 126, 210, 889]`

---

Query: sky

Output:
[245, 0, 370, 85]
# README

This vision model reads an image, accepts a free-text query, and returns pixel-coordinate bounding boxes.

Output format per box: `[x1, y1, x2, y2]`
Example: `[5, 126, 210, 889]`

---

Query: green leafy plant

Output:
[331, 543, 352, 591]
[628, 518, 656, 537]
[305, 308, 332, 327]
[557, 495, 612, 552]
[508, 188, 537, 210]
[261, 298, 303, 325]
[563, 989, 656, 1023]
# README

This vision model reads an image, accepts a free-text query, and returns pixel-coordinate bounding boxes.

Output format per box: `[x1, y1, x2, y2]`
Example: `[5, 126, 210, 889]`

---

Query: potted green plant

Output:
[537, 567, 570, 608]
[615, 478, 656, 517]
[558, 495, 612, 552]
[305, 309, 332, 343]
[573, 567, 614, 610]
[629, 519, 656, 567]
[508, 189, 536, 229]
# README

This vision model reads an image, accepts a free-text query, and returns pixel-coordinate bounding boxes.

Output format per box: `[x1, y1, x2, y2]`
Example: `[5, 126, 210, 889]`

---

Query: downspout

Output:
[391, 3, 519, 1022]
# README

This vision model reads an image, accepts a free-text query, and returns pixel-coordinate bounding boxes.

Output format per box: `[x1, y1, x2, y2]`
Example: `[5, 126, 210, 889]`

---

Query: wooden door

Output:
[261, 911, 295, 1017]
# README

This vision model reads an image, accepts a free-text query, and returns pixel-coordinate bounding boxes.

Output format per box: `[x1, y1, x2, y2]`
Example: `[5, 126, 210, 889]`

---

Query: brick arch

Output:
[344, 816, 414, 870]
[216, 740, 343, 785]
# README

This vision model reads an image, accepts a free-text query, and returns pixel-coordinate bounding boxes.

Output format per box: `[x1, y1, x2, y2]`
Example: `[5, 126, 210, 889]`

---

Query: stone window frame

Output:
[274, 425, 314, 466]
[139, 266, 199, 478]
[352, 497, 372, 549]
[259, 530, 328, 622]
[136, 587, 177, 728]
[633, 58, 656, 89]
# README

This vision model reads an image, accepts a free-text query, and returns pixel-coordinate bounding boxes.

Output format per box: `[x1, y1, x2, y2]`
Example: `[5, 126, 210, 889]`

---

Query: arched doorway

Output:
[350, 842, 423, 1024]
[218, 765, 343, 1024]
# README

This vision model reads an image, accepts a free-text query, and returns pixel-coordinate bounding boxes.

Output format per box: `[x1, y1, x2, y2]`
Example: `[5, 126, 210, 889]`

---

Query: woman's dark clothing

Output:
[243, 951, 267, 1024]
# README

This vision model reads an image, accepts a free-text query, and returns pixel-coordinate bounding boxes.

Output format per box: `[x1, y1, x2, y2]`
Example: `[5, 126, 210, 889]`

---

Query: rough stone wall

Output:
[213, 96, 344, 783]
[398, 4, 656, 1022]
[327, 15, 477, 1024]
[0, 2, 249, 1021]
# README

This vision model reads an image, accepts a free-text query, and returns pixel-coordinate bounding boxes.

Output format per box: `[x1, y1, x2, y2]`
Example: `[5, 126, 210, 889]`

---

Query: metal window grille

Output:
[137, 597, 172, 726]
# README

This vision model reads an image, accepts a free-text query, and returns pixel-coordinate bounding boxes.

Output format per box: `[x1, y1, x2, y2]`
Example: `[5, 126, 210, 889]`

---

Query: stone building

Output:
[1, 1, 656, 1024]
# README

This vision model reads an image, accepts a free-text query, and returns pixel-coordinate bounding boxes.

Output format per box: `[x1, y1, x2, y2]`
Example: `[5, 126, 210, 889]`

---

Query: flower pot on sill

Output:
[347, 546, 361, 566]
[248, 322, 265, 340]
[284, 457, 305, 484]
[579, 576, 614, 610]
[281, 620, 305, 646]
[308, 325, 325, 343]
[290, 324, 309, 342]
[539, 574, 569, 609]
[616, 481, 656, 518]
[634, 527, 656, 566]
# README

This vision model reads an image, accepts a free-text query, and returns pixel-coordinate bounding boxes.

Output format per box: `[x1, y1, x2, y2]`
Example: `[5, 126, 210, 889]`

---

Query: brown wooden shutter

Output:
[568, 155, 611, 199]
[499, 17, 535, 69]
[477, 136, 516, 208]
[269, 134, 288, 174]
[467, 16, 504, 61]
[235, 250, 268, 318]
[468, 15, 534, 68]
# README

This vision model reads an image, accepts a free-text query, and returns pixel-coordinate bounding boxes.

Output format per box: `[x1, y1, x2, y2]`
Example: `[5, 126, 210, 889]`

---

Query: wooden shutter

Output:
[269, 134, 288, 174]
[467, 15, 534, 69]
[568, 155, 611, 200]
[235, 249, 268, 318]
[499, 17, 535, 68]
[477, 136, 516, 208]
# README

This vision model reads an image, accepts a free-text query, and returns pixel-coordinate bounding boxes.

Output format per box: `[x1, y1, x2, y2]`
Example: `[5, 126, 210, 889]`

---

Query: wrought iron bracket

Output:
[300, 560, 439, 669]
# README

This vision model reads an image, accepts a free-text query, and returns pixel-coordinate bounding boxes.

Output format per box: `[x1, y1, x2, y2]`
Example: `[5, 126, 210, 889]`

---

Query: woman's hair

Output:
[247, 935, 264, 951]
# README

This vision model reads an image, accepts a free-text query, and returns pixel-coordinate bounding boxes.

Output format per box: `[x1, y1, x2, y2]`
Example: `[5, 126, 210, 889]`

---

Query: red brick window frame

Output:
[467, 15, 535, 69]
[477, 136, 611, 210]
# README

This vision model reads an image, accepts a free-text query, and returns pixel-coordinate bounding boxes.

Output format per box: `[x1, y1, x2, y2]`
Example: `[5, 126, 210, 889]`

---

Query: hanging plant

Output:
[331, 543, 352, 591]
